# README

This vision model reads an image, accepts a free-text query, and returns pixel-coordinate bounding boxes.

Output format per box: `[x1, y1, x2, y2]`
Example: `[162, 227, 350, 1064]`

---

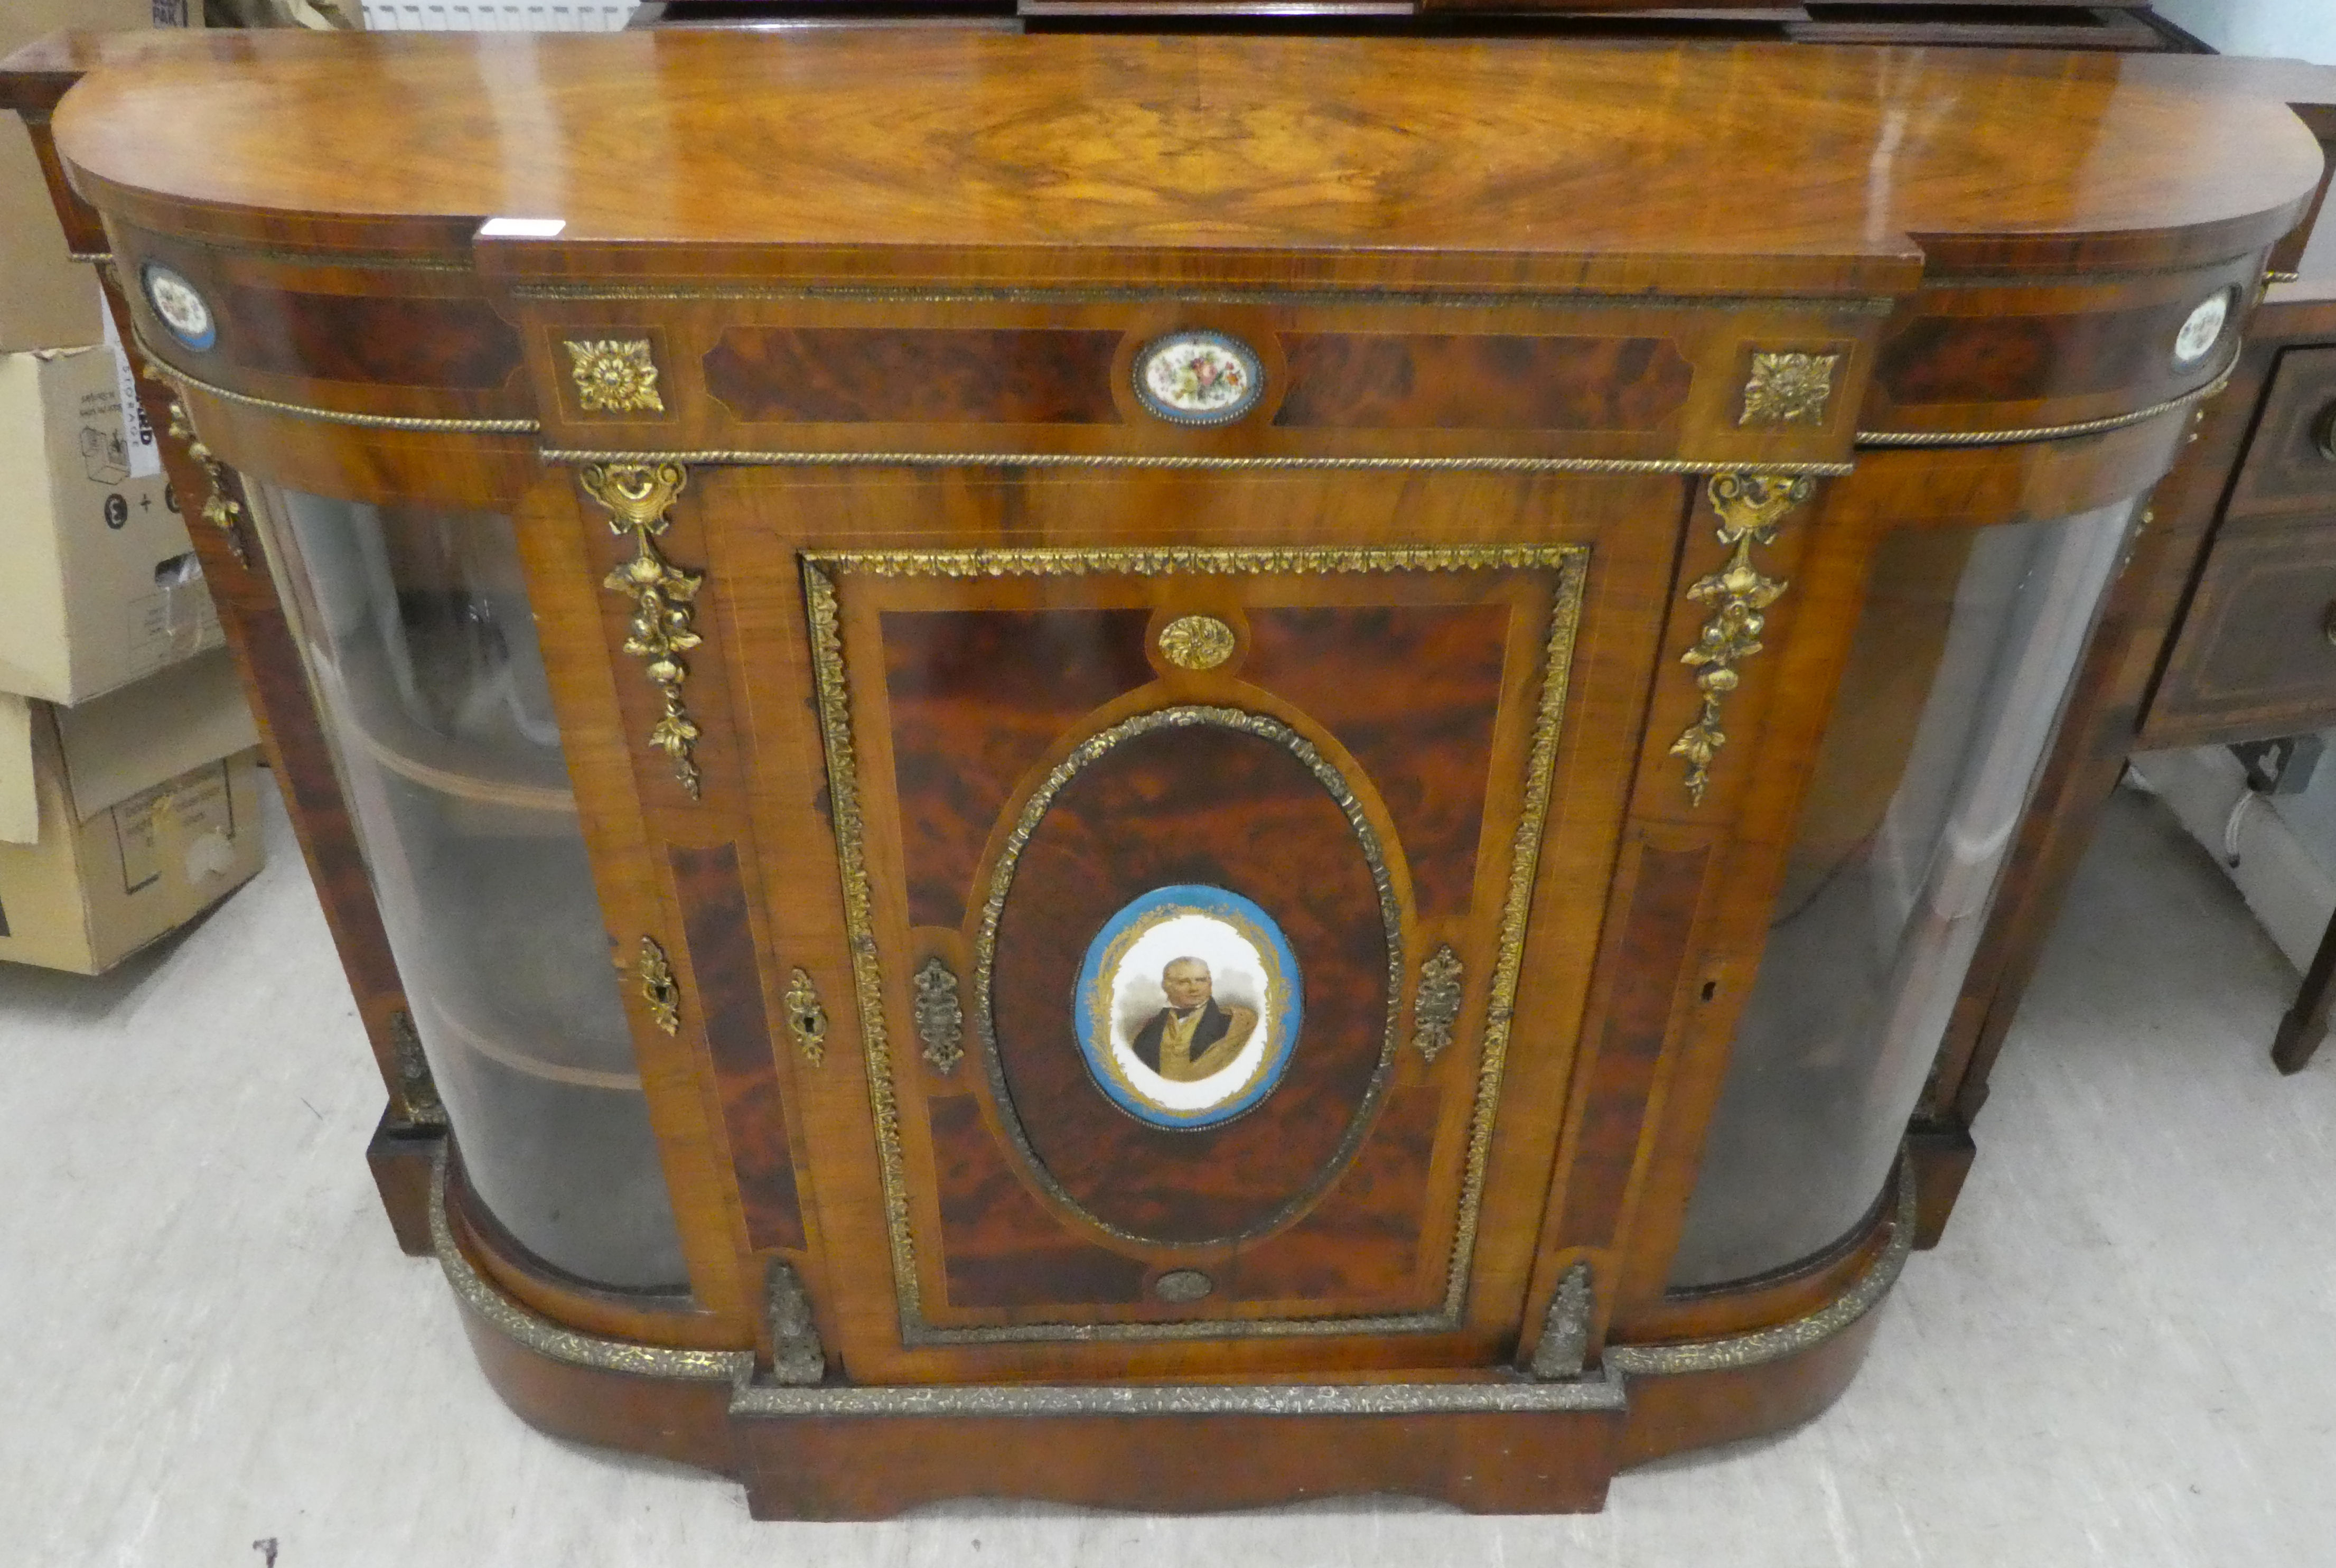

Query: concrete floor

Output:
[3, 780, 2331, 1566]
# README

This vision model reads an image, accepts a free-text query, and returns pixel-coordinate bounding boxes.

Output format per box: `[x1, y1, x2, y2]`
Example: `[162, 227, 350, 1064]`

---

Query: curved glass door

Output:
[1670, 498, 2137, 1289]
[251, 487, 689, 1291]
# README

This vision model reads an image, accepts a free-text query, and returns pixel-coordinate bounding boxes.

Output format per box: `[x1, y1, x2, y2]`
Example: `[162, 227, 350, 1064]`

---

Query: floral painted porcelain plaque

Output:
[2172, 289, 2231, 368]
[1134, 331, 1264, 425]
[143, 264, 216, 351]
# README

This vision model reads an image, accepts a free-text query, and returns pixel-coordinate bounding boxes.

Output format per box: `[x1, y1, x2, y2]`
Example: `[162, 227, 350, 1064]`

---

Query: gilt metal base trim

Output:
[429, 1146, 1912, 1415]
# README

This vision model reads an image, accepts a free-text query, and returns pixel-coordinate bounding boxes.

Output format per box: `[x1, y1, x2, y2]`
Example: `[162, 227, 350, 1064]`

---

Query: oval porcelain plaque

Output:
[1133, 331, 1264, 426]
[142, 264, 216, 352]
[1073, 884, 1301, 1130]
[2172, 289, 2231, 369]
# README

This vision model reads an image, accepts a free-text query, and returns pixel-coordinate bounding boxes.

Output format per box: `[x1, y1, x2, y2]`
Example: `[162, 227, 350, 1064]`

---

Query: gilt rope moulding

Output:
[27, 25, 2325, 1519]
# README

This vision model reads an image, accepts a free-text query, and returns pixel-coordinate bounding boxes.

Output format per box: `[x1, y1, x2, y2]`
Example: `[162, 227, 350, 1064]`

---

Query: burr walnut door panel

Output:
[745, 467, 1683, 1373]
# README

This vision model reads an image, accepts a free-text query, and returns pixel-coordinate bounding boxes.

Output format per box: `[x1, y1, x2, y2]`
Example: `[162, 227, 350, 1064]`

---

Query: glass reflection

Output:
[253, 487, 689, 1290]
[1671, 499, 2137, 1288]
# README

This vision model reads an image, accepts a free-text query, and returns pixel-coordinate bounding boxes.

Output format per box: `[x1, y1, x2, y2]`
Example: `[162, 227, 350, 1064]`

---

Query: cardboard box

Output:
[1, 0, 201, 354]
[0, 649, 263, 974]
[0, 343, 222, 703]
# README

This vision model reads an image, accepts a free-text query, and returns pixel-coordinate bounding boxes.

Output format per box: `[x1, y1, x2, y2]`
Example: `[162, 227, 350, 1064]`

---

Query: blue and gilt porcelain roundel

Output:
[141, 264, 215, 352]
[1074, 884, 1301, 1131]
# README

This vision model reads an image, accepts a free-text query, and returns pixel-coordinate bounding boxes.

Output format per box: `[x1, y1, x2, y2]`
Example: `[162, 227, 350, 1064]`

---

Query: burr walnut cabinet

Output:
[3, 28, 2319, 1516]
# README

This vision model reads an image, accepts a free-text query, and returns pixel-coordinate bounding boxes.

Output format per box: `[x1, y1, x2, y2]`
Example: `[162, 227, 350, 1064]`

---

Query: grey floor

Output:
[3, 780, 2332, 1567]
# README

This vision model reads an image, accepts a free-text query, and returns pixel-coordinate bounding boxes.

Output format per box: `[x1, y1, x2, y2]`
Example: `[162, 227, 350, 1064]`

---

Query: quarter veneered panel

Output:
[929, 1096, 1152, 1309]
[705, 328, 1124, 424]
[1220, 1085, 1443, 1303]
[1876, 298, 2214, 408]
[1274, 334, 1692, 432]
[883, 608, 1154, 931]
[1244, 603, 1508, 923]
[222, 286, 522, 389]
[988, 719, 1393, 1245]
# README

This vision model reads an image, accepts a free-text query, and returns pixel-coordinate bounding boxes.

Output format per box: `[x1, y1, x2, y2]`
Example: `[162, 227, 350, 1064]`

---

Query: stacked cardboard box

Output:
[1, 0, 264, 974]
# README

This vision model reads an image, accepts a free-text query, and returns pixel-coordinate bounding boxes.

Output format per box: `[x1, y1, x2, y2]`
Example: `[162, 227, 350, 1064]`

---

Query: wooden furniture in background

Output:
[6, 27, 2320, 1515]
[1917, 61, 2336, 1169]
[631, 0, 2197, 51]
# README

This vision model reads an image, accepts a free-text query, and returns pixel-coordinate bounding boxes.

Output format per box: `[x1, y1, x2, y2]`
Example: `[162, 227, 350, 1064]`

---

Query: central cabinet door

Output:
[772, 468, 1669, 1370]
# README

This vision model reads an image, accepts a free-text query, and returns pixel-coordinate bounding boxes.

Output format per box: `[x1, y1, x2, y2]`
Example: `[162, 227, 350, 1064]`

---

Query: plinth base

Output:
[431, 1158, 1911, 1518]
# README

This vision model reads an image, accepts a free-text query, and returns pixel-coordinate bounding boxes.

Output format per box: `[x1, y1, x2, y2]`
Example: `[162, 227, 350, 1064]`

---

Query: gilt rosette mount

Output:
[566, 338, 666, 415]
[1669, 473, 1814, 806]
[1738, 352, 1838, 427]
[580, 462, 705, 798]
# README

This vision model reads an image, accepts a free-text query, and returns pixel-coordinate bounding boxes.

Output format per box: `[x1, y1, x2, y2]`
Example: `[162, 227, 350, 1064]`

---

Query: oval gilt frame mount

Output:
[973, 705, 1405, 1249]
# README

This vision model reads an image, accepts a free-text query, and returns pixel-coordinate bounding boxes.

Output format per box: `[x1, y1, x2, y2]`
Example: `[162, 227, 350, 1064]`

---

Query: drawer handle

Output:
[2315, 403, 2336, 461]
[2323, 601, 2336, 649]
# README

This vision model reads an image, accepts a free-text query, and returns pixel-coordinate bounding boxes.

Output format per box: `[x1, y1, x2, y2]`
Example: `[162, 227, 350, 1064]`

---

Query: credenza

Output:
[1, 29, 2318, 1515]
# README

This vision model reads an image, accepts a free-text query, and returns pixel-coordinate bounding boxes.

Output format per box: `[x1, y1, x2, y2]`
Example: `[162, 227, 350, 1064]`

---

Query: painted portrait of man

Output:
[1129, 956, 1259, 1083]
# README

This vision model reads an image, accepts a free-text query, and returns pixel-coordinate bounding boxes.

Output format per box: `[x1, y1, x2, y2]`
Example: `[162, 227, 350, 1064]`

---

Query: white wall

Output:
[2153, 0, 2336, 63]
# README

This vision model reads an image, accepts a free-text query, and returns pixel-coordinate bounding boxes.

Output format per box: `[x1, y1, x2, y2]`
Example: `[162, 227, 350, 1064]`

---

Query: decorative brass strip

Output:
[1854, 363, 2234, 449]
[134, 331, 541, 434]
[911, 957, 965, 1074]
[784, 967, 829, 1066]
[732, 1367, 1628, 1418]
[431, 1141, 1903, 1411]
[1410, 944, 1464, 1062]
[801, 544, 1587, 1346]
[515, 279, 1898, 314]
[1668, 473, 1811, 806]
[800, 559, 920, 1326]
[545, 447, 1853, 475]
[637, 937, 682, 1035]
[969, 705, 1407, 1253]
[427, 1147, 754, 1384]
[1606, 1154, 1915, 1377]
[1530, 1261, 1595, 1380]
[579, 462, 706, 799]
[68, 250, 113, 265]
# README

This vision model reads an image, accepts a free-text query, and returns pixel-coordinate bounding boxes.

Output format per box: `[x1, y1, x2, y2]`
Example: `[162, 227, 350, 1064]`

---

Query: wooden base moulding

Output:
[433, 1148, 1914, 1517]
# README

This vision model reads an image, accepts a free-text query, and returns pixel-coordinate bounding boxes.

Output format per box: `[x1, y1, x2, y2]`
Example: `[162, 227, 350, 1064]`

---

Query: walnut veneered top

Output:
[50, 31, 2323, 292]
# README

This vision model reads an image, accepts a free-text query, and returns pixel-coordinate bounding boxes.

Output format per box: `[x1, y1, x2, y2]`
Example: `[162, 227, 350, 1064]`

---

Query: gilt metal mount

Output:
[1410, 944, 1463, 1062]
[637, 936, 681, 1035]
[1668, 473, 1813, 806]
[912, 956, 965, 1074]
[581, 462, 705, 798]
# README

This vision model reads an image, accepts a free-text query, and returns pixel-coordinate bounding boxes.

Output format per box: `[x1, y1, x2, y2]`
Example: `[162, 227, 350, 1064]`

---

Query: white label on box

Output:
[99, 292, 163, 481]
